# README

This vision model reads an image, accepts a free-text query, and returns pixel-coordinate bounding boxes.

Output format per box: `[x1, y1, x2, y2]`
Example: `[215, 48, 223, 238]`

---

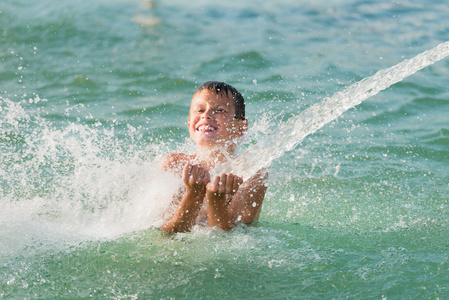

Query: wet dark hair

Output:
[194, 81, 246, 120]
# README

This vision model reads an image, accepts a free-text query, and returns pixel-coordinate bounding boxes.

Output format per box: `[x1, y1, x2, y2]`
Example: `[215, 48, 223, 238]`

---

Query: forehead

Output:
[190, 90, 235, 109]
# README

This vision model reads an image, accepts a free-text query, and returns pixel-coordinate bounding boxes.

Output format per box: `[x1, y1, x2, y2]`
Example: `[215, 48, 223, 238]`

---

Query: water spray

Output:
[215, 41, 449, 178]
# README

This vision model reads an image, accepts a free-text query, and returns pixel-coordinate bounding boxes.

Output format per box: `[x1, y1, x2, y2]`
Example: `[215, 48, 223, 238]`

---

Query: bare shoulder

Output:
[159, 153, 194, 175]
[238, 168, 268, 198]
[228, 168, 268, 224]
[246, 168, 268, 186]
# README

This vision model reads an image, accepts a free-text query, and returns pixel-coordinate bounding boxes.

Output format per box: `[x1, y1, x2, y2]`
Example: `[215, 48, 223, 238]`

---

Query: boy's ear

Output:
[242, 119, 248, 132]
[187, 119, 192, 139]
[236, 119, 248, 137]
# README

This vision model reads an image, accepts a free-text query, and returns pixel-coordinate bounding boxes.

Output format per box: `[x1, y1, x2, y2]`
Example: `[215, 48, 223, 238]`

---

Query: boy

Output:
[159, 81, 267, 233]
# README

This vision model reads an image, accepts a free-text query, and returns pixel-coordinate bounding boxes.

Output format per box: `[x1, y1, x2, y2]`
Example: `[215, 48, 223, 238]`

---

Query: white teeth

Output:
[198, 125, 215, 131]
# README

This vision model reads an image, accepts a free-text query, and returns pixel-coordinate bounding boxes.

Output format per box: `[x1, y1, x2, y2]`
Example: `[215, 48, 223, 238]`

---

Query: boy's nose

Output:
[202, 109, 214, 119]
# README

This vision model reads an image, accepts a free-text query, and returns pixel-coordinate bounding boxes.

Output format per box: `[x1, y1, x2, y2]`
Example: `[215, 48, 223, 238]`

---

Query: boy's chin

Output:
[196, 140, 222, 148]
[193, 133, 218, 142]
[195, 139, 236, 151]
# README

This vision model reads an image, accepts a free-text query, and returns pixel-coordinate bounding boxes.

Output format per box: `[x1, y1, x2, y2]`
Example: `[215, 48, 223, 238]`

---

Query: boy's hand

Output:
[205, 173, 243, 230]
[206, 173, 243, 196]
[160, 162, 210, 233]
[182, 162, 210, 195]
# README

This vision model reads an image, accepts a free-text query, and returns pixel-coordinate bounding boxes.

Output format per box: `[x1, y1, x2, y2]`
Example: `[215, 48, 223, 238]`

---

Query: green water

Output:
[1, 0, 449, 299]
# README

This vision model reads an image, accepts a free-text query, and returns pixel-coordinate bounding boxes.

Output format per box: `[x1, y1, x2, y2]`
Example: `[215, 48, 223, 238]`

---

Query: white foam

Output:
[1, 97, 183, 258]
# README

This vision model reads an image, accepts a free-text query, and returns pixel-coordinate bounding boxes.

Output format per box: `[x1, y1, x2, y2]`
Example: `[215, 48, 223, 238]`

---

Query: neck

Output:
[195, 144, 236, 169]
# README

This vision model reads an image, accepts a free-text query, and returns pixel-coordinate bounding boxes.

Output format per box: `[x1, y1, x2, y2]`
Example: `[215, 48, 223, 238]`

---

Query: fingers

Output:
[183, 162, 210, 187]
[232, 175, 243, 194]
[190, 164, 199, 181]
[219, 173, 227, 194]
[225, 173, 233, 194]
[196, 167, 211, 185]
[208, 173, 243, 195]
[209, 175, 220, 193]
[182, 162, 191, 182]
[183, 161, 242, 195]
[204, 169, 211, 183]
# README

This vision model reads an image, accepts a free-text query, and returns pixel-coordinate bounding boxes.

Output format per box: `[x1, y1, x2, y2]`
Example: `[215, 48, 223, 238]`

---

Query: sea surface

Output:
[1, 0, 449, 299]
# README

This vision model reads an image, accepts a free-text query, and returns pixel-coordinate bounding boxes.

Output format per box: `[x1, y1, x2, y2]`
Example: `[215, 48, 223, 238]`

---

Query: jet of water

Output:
[216, 41, 449, 178]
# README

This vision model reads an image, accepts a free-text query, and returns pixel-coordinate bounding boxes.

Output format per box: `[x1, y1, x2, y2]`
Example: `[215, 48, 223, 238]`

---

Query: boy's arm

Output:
[205, 174, 243, 231]
[160, 188, 205, 233]
[205, 169, 268, 230]
[227, 169, 268, 225]
[159, 156, 210, 233]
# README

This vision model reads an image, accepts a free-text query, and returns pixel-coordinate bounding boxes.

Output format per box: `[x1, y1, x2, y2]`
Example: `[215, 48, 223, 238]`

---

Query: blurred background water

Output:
[1, 0, 448, 298]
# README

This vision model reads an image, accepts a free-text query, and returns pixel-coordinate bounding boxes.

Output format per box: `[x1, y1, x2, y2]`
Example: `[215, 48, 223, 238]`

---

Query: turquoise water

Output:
[1, 0, 449, 299]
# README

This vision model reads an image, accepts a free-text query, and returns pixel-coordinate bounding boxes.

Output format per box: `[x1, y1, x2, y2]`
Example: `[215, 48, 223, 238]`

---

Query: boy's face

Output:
[188, 90, 247, 150]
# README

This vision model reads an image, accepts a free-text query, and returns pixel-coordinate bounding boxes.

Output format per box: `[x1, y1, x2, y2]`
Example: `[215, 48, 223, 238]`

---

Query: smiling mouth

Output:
[197, 124, 217, 132]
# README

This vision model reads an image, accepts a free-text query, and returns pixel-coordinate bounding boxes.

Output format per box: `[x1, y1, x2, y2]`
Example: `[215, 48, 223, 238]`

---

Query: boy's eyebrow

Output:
[193, 103, 229, 109]
[212, 104, 230, 111]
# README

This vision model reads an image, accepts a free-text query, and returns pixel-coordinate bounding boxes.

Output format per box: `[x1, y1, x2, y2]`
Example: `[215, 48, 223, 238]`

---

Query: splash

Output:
[0, 97, 178, 253]
[1, 41, 448, 251]
[217, 41, 449, 178]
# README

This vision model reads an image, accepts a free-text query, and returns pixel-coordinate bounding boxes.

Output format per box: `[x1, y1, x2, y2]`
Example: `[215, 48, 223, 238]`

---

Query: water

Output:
[1, 0, 449, 299]
[219, 41, 449, 178]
